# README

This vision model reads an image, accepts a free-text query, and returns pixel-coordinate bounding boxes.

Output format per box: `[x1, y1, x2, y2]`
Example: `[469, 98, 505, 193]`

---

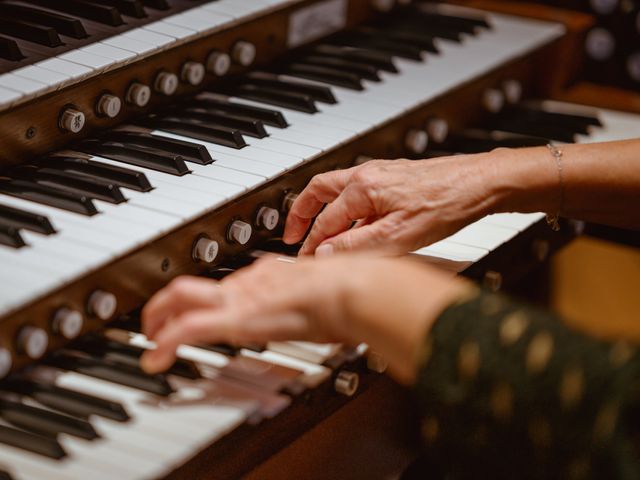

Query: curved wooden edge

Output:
[554, 82, 640, 115]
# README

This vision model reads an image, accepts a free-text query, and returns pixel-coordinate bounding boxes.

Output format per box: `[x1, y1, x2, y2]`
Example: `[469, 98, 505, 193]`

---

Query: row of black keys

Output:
[0, 0, 206, 65]
[0, 2, 488, 64]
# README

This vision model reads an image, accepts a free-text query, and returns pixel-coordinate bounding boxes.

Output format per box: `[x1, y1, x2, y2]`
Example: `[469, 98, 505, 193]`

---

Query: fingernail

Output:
[315, 243, 334, 257]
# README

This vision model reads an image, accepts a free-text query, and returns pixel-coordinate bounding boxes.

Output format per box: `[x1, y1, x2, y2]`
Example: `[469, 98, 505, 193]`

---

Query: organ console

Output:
[0, 0, 638, 479]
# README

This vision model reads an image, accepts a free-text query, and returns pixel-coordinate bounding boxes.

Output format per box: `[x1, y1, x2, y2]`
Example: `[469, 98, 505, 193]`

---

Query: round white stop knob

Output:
[502, 79, 523, 104]
[232, 41, 256, 67]
[97, 94, 122, 118]
[181, 61, 205, 86]
[228, 220, 252, 245]
[372, 0, 395, 12]
[52, 308, 84, 340]
[256, 206, 280, 231]
[193, 237, 219, 264]
[18, 326, 48, 360]
[426, 118, 449, 144]
[59, 108, 85, 133]
[0, 348, 12, 379]
[88, 290, 118, 321]
[155, 71, 179, 95]
[126, 83, 151, 107]
[482, 88, 505, 113]
[405, 129, 429, 154]
[207, 51, 231, 76]
[334, 370, 359, 397]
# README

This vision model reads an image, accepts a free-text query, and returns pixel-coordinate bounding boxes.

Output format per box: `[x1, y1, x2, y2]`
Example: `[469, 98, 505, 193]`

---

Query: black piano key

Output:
[233, 84, 319, 114]
[45, 156, 153, 192]
[1, 378, 129, 422]
[196, 96, 289, 128]
[77, 139, 191, 176]
[47, 352, 174, 396]
[139, 118, 247, 149]
[0, 178, 98, 216]
[141, 0, 169, 10]
[0, 18, 63, 48]
[486, 119, 576, 143]
[0, 423, 65, 459]
[293, 55, 381, 82]
[75, 337, 201, 380]
[390, 17, 464, 43]
[410, 8, 491, 32]
[445, 130, 548, 153]
[0, 35, 24, 61]
[0, 398, 98, 440]
[283, 63, 364, 91]
[106, 131, 214, 165]
[0, 470, 12, 480]
[0, 3, 88, 39]
[336, 32, 425, 61]
[12, 166, 127, 204]
[199, 344, 238, 357]
[505, 105, 602, 131]
[0, 203, 55, 235]
[90, 0, 147, 18]
[28, 0, 125, 26]
[360, 26, 439, 54]
[245, 72, 337, 104]
[313, 44, 398, 73]
[0, 222, 25, 249]
[176, 109, 268, 138]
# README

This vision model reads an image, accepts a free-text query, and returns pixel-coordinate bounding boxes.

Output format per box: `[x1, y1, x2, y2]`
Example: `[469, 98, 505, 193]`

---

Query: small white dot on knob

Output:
[232, 41, 256, 67]
[483, 88, 505, 113]
[181, 62, 206, 86]
[256, 207, 280, 231]
[334, 370, 359, 396]
[426, 118, 449, 144]
[18, 327, 48, 360]
[59, 108, 85, 133]
[97, 94, 122, 118]
[155, 71, 179, 95]
[53, 308, 84, 339]
[193, 238, 219, 264]
[126, 83, 151, 107]
[88, 290, 118, 321]
[0, 348, 12, 379]
[405, 129, 429, 154]
[372, 0, 395, 12]
[228, 220, 252, 245]
[207, 51, 231, 76]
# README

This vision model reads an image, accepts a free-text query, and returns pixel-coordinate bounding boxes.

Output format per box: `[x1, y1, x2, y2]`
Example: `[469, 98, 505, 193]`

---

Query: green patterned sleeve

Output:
[413, 290, 640, 480]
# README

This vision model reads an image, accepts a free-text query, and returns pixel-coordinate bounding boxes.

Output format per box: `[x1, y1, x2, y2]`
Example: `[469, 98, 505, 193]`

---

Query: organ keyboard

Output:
[0, 0, 633, 478]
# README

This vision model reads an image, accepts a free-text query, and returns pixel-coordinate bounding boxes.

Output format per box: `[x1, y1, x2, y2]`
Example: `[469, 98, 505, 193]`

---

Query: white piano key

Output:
[0, 74, 46, 100]
[163, 9, 232, 34]
[203, 1, 273, 18]
[81, 43, 136, 64]
[267, 342, 342, 364]
[195, 164, 265, 188]
[101, 34, 158, 57]
[35, 58, 93, 83]
[254, 129, 339, 152]
[244, 136, 322, 159]
[142, 20, 197, 42]
[0, 86, 20, 108]
[58, 50, 117, 72]
[241, 349, 331, 388]
[11, 66, 69, 92]
[123, 28, 177, 51]
[414, 240, 488, 263]
[446, 221, 519, 251]
[484, 212, 545, 231]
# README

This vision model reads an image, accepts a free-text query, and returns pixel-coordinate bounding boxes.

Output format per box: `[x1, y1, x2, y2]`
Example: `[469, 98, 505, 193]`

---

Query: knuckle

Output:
[167, 276, 194, 298]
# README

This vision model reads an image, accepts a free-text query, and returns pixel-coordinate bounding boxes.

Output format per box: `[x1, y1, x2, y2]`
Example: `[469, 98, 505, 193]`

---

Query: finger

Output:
[299, 185, 375, 255]
[141, 276, 222, 339]
[315, 215, 405, 256]
[283, 168, 356, 244]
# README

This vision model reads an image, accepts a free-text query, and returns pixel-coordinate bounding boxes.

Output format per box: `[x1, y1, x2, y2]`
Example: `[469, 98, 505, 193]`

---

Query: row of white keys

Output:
[267, 342, 342, 364]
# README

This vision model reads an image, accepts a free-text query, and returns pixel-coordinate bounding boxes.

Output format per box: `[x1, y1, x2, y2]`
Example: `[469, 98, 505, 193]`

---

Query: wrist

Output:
[483, 147, 560, 215]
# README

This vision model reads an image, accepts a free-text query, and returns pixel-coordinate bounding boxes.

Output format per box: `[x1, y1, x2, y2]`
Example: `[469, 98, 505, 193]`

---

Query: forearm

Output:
[488, 139, 640, 229]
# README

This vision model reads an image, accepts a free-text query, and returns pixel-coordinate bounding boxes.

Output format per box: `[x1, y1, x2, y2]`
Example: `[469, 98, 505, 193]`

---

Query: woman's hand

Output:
[283, 155, 502, 256]
[140, 255, 469, 384]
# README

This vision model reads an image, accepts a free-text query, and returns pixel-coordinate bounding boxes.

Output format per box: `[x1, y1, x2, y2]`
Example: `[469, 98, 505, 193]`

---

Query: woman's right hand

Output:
[283, 154, 508, 256]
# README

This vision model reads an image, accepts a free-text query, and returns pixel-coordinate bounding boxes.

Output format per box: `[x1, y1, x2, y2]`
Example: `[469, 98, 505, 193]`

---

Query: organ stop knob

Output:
[228, 220, 252, 245]
[88, 290, 118, 321]
[256, 206, 280, 231]
[405, 129, 429, 154]
[52, 308, 84, 340]
[334, 370, 359, 396]
[207, 51, 231, 76]
[181, 62, 206, 86]
[232, 41, 256, 67]
[155, 71, 179, 96]
[426, 118, 449, 144]
[126, 83, 151, 107]
[193, 237, 219, 264]
[96, 94, 122, 118]
[59, 108, 85, 133]
[17, 326, 48, 360]
[0, 348, 12, 379]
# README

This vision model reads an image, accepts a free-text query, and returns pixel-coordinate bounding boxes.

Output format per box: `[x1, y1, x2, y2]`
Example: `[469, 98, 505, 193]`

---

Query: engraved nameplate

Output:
[288, 0, 348, 48]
